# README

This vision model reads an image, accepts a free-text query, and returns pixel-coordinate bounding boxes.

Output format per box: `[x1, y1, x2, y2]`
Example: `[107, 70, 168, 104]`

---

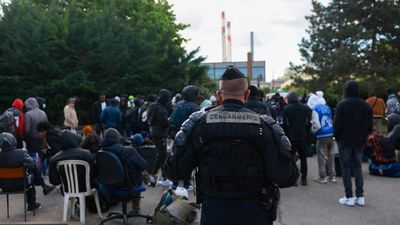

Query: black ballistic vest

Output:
[196, 110, 266, 200]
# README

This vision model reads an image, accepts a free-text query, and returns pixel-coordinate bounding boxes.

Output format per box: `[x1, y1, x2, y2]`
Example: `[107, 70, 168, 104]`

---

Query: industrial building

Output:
[202, 61, 266, 82]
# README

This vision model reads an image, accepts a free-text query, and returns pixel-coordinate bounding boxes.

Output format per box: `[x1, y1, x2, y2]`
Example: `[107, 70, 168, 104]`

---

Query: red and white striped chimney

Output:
[227, 21, 232, 62]
[221, 11, 227, 62]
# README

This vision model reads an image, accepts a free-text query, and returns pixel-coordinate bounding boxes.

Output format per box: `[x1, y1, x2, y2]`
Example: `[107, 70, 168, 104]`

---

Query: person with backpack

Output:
[148, 89, 171, 185]
[0, 99, 23, 148]
[169, 85, 199, 190]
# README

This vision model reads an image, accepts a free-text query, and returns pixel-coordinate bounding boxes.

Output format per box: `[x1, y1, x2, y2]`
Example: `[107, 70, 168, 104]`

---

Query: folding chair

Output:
[0, 166, 34, 221]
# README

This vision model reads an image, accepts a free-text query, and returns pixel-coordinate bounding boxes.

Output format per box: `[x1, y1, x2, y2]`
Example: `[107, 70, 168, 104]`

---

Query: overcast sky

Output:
[168, 0, 329, 81]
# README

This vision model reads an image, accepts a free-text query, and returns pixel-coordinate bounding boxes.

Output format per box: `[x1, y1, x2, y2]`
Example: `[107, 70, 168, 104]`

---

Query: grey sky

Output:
[168, 0, 329, 81]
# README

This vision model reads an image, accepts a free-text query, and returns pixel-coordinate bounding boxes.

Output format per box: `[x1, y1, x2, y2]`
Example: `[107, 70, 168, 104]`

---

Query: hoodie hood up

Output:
[287, 92, 299, 104]
[387, 113, 400, 131]
[344, 80, 360, 98]
[59, 130, 81, 150]
[158, 89, 171, 104]
[24, 97, 39, 111]
[307, 94, 322, 109]
[12, 99, 24, 112]
[182, 85, 199, 101]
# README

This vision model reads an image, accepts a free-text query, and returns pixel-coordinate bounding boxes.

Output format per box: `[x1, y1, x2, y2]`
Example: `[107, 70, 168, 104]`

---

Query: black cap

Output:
[221, 66, 246, 80]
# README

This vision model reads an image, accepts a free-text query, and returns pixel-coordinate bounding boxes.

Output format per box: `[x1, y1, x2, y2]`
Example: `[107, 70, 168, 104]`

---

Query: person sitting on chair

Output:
[0, 132, 40, 211]
[100, 128, 147, 213]
[48, 130, 95, 190]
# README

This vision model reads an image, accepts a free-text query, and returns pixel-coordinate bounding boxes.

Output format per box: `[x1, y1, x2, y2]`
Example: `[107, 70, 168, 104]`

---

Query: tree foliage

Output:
[292, 0, 400, 100]
[0, 0, 213, 122]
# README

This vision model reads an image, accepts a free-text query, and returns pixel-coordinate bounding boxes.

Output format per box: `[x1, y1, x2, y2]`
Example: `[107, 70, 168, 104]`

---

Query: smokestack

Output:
[221, 12, 227, 62]
[250, 32, 254, 61]
[227, 21, 232, 62]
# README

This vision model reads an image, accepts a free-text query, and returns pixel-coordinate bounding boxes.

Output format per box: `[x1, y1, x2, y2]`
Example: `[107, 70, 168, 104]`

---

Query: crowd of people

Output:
[0, 66, 400, 224]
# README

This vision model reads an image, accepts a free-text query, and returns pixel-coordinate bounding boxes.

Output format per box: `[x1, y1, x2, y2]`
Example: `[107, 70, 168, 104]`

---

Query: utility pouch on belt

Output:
[260, 183, 280, 221]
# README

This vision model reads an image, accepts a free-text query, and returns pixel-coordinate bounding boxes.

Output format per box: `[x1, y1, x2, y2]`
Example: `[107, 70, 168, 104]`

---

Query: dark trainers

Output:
[43, 184, 55, 195]
[27, 202, 41, 211]
[301, 178, 307, 186]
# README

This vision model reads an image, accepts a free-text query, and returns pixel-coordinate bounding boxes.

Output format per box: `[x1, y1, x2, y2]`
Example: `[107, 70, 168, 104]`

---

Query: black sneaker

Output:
[27, 202, 41, 211]
[301, 178, 307, 186]
[43, 184, 55, 195]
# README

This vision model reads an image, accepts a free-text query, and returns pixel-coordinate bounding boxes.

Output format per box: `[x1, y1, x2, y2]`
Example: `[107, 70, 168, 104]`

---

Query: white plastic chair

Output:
[57, 160, 103, 224]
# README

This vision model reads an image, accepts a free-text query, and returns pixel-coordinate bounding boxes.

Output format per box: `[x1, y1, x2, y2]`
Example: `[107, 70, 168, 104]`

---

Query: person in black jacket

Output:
[169, 85, 199, 190]
[92, 94, 109, 135]
[101, 128, 147, 213]
[282, 91, 312, 185]
[334, 80, 373, 207]
[148, 89, 171, 178]
[0, 132, 40, 211]
[37, 121, 62, 157]
[48, 130, 95, 191]
[245, 85, 271, 116]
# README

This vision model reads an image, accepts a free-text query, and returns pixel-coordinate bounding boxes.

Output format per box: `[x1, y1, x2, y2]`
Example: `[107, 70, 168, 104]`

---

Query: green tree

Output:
[292, 0, 400, 98]
[0, 0, 210, 123]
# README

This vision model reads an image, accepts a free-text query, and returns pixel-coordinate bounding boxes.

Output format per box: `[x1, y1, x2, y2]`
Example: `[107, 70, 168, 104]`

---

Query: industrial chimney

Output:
[227, 21, 232, 62]
[221, 12, 227, 62]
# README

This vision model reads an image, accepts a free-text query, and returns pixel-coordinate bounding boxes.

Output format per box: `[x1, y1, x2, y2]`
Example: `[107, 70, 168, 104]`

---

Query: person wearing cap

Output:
[164, 66, 299, 225]
[0, 132, 41, 211]
[100, 128, 147, 213]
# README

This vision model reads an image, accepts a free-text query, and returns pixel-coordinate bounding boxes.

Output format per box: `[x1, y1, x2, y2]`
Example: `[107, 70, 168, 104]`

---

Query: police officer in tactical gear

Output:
[164, 66, 299, 225]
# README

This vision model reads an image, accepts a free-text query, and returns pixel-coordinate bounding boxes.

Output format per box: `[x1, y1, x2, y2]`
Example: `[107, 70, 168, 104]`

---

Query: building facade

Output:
[203, 61, 266, 82]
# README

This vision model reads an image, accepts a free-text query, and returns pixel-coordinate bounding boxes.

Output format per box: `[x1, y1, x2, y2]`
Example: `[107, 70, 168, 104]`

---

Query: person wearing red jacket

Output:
[12, 98, 25, 148]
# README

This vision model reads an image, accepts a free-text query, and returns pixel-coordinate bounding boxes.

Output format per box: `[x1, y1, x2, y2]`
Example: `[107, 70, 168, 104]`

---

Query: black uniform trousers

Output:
[201, 199, 272, 225]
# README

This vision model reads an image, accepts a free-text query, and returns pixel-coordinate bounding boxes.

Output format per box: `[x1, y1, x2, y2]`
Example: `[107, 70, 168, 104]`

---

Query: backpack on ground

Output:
[0, 108, 20, 133]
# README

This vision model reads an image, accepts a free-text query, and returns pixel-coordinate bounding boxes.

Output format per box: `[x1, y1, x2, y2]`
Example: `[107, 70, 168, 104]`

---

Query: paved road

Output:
[0, 156, 399, 225]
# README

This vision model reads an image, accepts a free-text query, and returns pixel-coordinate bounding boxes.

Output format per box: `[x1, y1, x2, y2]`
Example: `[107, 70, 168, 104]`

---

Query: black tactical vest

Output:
[196, 108, 266, 200]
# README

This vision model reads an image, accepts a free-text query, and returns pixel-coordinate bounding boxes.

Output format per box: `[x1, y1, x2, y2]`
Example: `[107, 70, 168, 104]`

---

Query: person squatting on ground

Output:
[282, 91, 312, 185]
[308, 93, 337, 184]
[164, 66, 299, 225]
[334, 80, 373, 207]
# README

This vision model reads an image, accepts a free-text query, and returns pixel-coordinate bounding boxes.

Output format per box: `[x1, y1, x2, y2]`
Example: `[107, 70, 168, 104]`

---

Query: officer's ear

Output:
[216, 90, 223, 105]
[244, 89, 251, 102]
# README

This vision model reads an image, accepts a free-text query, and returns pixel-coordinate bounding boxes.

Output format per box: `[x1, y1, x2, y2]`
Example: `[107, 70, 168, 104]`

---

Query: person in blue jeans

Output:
[333, 81, 373, 206]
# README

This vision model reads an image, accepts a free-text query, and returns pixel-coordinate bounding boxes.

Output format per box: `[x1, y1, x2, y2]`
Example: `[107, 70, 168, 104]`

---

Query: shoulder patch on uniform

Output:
[206, 111, 261, 124]
[260, 115, 276, 125]
[189, 111, 205, 122]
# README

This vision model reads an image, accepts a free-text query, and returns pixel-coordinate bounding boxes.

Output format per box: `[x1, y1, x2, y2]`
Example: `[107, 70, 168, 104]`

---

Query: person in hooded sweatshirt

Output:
[24, 97, 48, 155]
[148, 89, 171, 184]
[334, 80, 373, 207]
[49, 130, 95, 190]
[168, 85, 199, 190]
[23, 98, 55, 194]
[11, 98, 25, 148]
[282, 91, 312, 185]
